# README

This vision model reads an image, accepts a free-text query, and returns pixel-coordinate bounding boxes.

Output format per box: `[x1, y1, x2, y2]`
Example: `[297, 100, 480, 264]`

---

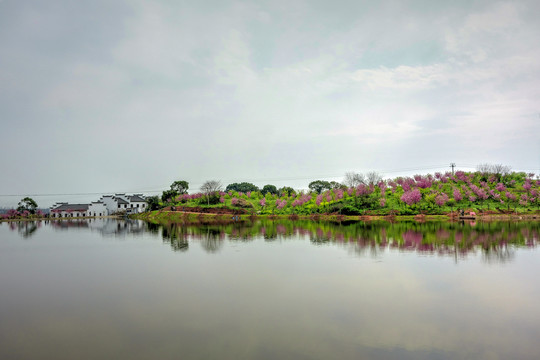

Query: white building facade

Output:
[50, 194, 146, 218]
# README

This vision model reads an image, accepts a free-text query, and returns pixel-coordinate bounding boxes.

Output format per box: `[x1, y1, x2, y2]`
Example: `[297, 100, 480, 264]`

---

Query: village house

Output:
[49, 194, 147, 218]
[100, 194, 147, 214]
[50, 201, 108, 218]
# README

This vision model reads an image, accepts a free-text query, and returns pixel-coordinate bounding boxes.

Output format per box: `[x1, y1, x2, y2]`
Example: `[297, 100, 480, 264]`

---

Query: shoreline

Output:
[131, 210, 540, 225]
[3, 211, 539, 225]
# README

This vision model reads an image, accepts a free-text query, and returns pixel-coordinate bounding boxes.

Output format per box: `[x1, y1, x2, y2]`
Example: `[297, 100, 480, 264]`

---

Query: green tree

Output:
[161, 189, 178, 203]
[17, 197, 38, 214]
[146, 196, 161, 211]
[261, 184, 278, 195]
[225, 182, 259, 193]
[170, 180, 189, 194]
[278, 186, 296, 197]
[308, 180, 331, 194]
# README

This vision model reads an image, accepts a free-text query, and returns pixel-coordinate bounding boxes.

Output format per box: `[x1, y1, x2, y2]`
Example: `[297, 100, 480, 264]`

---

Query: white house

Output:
[50, 202, 108, 218]
[100, 194, 147, 214]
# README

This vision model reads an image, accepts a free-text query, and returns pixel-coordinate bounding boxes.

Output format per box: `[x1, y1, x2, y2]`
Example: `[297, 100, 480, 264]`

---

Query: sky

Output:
[1, 0, 539, 207]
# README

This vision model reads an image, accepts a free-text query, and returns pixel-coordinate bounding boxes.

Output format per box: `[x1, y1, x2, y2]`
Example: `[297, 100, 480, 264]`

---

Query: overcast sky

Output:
[1, 0, 539, 207]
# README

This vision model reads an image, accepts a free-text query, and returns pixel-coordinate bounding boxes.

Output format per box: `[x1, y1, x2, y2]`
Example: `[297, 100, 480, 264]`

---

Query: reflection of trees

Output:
[148, 220, 538, 263]
[200, 228, 223, 253]
[482, 245, 515, 264]
[161, 224, 189, 252]
[17, 221, 39, 238]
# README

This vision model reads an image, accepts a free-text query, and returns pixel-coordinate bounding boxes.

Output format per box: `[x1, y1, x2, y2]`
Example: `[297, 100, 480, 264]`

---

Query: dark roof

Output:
[129, 195, 146, 202]
[53, 204, 89, 211]
[115, 197, 129, 204]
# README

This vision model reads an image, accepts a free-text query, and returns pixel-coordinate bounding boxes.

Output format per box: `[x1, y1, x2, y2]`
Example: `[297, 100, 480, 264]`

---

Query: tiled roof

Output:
[115, 197, 129, 204]
[129, 195, 146, 202]
[53, 204, 90, 211]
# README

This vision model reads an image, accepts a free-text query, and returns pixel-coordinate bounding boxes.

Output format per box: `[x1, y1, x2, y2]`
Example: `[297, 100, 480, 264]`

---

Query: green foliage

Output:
[166, 170, 539, 216]
[146, 196, 162, 211]
[199, 193, 221, 205]
[279, 186, 296, 196]
[225, 182, 259, 193]
[161, 189, 178, 203]
[170, 180, 189, 194]
[308, 180, 331, 194]
[261, 184, 278, 195]
[17, 197, 38, 214]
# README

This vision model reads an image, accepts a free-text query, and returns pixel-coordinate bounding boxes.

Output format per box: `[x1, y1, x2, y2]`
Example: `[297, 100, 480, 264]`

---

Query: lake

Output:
[1, 219, 539, 360]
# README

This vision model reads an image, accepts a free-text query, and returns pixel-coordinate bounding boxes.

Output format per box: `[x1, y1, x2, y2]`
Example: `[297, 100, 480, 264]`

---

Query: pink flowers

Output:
[259, 198, 266, 207]
[495, 183, 506, 192]
[231, 197, 238, 206]
[415, 175, 432, 189]
[356, 184, 372, 196]
[401, 189, 422, 205]
[453, 189, 462, 202]
[435, 193, 449, 206]
[276, 199, 287, 209]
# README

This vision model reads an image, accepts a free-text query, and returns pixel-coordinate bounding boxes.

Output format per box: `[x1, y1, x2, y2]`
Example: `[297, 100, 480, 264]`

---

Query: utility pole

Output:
[450, 163, 456, 175]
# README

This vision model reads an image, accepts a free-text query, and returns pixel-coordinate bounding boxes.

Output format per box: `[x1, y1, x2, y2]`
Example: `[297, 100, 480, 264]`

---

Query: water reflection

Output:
[156, 220, 538, 261]
[1, 218, 540, 360]
[4, 219, 539, 262]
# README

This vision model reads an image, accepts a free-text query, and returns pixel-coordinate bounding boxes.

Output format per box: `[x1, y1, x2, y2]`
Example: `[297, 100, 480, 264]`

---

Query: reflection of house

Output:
[100, 194, 147, 214]
[49, 194, 147, 218]
[50, 202, 108, 218]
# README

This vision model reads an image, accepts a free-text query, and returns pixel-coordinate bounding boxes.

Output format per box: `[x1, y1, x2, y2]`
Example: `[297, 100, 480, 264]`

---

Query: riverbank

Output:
[0, 215, 121, 223]
[131, 209, 540, 225]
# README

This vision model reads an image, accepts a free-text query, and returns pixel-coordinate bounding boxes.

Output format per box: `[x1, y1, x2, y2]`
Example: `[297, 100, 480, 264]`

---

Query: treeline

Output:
[149, 165, 539, 215]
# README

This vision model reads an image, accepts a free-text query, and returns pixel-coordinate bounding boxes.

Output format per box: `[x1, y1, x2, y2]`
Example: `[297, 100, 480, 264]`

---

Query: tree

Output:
[343, 172, 365, 187]
[261, 184, 278, 195]
[225, 182, 259, 193]
[170, 180, 189, 194]
[161, 189, 178, 203]
[17, 197, 38, 214]
[279, 186, 296, 197]
[200, 180, 223, 205]
[366, 171, 383, 185]
[146, 196, 161, 211]
[308, 180, 331, 194]
[329, 181, 345, 189]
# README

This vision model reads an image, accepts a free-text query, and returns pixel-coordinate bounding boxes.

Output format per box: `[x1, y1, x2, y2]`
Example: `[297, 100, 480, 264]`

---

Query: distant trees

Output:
[278, 186, 296, 197]
[308, 180, 343, 194]
[343, 171, 383, 186]
[161, 190, 178, 203]
[261, 184, 278, 195]
[17, 197, 38, 214]
[200, 180, 223, 205]
[162, 180, 189, 202]
[146, 196, 161, 211]
[477, 163, 511, 178]
[225, 182, 259, 193]
[366, 172, 383, 185]
[170, 180, 189, 194]
[308, 180, 330, 194]
[344, 172, 365, 187]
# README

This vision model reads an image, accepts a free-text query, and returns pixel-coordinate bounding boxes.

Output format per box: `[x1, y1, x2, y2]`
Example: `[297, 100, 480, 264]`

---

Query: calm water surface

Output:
[1, 219, 539, 360]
